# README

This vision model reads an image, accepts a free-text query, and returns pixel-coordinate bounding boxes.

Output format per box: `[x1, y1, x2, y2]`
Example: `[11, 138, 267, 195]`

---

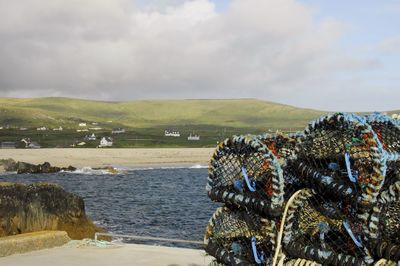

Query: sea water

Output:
[0, 167, 219, 248]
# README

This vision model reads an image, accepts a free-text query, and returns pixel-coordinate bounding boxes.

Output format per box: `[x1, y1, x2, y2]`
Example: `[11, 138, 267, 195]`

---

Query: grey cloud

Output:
[0, 0, 394, 111]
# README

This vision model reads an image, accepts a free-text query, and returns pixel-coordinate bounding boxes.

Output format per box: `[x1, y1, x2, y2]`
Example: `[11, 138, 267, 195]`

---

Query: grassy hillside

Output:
[1, 97, 397, 148]
[0, 97, 325, 131]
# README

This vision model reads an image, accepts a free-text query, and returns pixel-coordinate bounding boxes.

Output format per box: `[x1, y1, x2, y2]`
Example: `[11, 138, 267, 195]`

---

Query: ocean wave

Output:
[66, 167, 122, 175]
[189, 164, 208, 169]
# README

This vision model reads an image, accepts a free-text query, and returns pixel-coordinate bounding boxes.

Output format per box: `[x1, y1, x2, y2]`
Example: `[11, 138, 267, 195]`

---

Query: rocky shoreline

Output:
[0, 182, 106, 240]
[0, 158, 121, 174]
[0, 158, 76, 174]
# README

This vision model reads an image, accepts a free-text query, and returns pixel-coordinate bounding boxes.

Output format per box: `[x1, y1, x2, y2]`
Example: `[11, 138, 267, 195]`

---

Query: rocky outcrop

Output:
[0, 159, 76, 174]
[14, 161, 76, 174]
[0, 182, 106, 240]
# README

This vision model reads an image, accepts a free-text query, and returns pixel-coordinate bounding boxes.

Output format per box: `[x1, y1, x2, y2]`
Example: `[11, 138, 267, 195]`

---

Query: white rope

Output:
[271, 189, 305, 266]
[277, 253, 286, 266]
[374, 258, 396, 266]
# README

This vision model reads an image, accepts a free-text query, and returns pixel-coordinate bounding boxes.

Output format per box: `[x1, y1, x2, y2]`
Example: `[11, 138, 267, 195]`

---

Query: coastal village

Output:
[0, 122, 202, 149]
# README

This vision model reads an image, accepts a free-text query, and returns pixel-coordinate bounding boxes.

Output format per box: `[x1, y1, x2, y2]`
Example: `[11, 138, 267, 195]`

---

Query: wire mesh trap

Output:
[207, 135, 285, 217]
[203, 112, 400, 266]
[204, 207, 276, 265]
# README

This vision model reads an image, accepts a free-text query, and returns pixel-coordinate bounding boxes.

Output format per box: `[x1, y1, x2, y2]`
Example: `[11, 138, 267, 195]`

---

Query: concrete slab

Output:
[0, 231, 70, 257]
[0, 241, 214, 266]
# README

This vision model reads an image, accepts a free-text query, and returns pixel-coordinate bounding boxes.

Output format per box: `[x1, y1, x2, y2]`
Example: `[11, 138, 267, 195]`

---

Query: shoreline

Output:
[0, 148, 215, 168]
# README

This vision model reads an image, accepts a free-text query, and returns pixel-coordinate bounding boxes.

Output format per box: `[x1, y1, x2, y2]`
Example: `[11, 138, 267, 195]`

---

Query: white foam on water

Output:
[189, 164, 208, 169]
[69, 167, 113, 175]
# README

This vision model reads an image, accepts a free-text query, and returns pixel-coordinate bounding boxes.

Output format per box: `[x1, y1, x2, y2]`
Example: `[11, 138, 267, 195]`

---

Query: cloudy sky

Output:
[0, 0, 399, 111]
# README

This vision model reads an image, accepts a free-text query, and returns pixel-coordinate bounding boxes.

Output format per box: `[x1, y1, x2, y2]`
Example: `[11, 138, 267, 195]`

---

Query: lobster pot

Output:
[204, 207, 276, 266]
[365, 113, 400, 154]
[258, 133, 303, 199]
[257, 133, 299, 163]
[365, 113, 400, 189]
[294, 113, 386, 210]
[367, 181, 400, 262]
[207, 135, 284, 217]
[282, 189, 370, 266]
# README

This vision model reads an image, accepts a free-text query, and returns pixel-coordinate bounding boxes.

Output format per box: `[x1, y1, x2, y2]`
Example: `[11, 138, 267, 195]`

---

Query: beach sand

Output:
[0, 241, 214, 266]
[0, 148, 215, 168]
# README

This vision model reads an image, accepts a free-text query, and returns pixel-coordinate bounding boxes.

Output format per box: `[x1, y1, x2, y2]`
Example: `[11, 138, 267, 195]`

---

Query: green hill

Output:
[8, 97, 391, 147]
[0, 97, 325, 131]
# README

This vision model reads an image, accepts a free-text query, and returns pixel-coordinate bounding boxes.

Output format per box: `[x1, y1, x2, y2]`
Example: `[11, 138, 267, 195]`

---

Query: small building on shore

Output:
[79, 123, 87, 127]
[21, 138, 41, 148]
[85, 133, 97, 141]
[112, 128, 125, 134]
[37, 127, 47, 131]
[165, 130, 180, 137]
[187, 134, 200, 141]
[53, 126, 63, 131]
[99, 137, 113, 147]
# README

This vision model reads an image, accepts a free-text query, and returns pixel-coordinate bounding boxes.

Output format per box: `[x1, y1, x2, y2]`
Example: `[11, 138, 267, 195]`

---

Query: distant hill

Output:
[0, 97, 326, 131]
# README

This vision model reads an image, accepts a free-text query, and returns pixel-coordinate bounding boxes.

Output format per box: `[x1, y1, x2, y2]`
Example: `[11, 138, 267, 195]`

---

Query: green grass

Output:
[0, 97, 325, 129]
[0, 97, 394, 148]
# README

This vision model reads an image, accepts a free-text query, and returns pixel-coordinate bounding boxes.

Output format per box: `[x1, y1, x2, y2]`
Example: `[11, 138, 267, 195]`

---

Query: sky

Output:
[0, 0, 399, 111]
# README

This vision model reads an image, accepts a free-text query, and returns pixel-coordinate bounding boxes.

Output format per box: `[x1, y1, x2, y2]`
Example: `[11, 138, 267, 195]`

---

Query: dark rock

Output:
[15, 161, 74, 174]
[1, 159, 76, 174]
[61, 165, 77, 172]
[0, 182, 107, 240]
[15, 161, 39, 174]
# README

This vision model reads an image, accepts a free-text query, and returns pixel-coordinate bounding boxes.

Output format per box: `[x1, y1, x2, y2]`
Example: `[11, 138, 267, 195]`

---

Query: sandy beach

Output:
[0, 148, 215, 168]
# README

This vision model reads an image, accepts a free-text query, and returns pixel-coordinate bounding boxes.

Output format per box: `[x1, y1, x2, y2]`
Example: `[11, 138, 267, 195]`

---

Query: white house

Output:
[79, 123, 87, 127]
[85, 133, 97, 141]
[89, 127, 103, 131]
[99, 137, 113, 147]
[188, 133, 200, 141]
[165, 130, 180, 137]
[21, 138, 31, 147]
[112, 128, 125, 134]
[76, 129, 89, 132]
[53, 126, 63, 131]
[21, 138, 41, 148]
[37, 127, 47, 131]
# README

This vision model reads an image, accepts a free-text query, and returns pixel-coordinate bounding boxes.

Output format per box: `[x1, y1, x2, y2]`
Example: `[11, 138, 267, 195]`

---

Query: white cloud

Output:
[376, 37, 400, 54]
[0, 0, 393, 110]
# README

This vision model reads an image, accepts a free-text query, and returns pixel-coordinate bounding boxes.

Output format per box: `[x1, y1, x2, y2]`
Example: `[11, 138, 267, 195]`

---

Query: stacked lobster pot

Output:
[204, 113, 400, 266]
